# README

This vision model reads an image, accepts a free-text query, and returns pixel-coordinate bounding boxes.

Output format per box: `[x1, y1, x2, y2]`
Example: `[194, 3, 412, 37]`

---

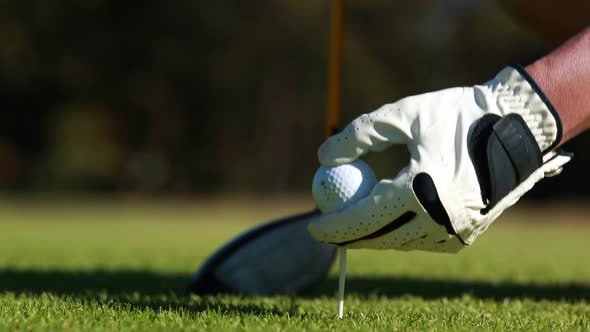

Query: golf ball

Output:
[312, 159, 377, 213]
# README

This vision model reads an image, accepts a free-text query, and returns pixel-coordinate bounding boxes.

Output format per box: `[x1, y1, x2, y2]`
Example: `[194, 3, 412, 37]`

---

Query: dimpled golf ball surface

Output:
[312, 159, 377, 213]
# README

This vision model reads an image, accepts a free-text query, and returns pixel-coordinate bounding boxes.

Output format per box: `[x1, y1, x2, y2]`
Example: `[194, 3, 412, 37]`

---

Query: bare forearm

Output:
[526, 26, 590, 145]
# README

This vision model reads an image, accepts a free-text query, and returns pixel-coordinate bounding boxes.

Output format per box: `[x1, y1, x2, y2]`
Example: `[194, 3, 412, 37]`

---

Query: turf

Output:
[0, 199, 589, 331]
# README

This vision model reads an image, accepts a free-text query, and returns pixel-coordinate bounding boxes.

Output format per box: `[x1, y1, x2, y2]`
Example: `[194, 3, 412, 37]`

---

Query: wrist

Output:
[525, 27, 590, 144]
[488, 66, 563, 152]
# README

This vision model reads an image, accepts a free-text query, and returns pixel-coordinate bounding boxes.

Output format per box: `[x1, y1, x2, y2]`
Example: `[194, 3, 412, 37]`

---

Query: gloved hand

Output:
[308, 66, 572, 253]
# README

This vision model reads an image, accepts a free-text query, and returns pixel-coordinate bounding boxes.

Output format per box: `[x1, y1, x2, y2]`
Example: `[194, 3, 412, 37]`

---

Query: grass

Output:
[0, 198, 589, 330]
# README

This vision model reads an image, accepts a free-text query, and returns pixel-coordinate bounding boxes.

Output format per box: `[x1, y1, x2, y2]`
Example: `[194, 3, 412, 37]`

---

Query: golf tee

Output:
[338, 246, 346, 319]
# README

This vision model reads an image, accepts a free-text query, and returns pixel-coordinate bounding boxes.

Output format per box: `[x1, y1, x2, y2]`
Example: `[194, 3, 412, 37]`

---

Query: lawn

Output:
[0, 198, 589, 331]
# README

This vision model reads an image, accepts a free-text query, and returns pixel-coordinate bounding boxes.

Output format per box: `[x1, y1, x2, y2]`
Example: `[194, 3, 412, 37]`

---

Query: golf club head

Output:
[190, 209, 336, 295]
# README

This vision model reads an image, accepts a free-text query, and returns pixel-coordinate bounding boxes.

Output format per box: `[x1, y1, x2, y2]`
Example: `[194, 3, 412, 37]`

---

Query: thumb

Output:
[318, 103, 413, 166]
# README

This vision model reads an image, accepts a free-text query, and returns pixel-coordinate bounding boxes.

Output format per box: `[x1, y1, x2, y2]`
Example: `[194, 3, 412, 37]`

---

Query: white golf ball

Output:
[312, 159, 377, 213]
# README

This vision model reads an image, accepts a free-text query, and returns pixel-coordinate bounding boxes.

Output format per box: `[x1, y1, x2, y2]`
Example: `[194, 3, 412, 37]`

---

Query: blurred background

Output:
[0, 0, 588, 201]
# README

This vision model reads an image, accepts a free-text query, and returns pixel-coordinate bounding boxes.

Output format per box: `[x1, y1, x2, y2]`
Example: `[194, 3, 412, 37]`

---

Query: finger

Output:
[344, 215, 432, 250]
[308, 174, 416, 244]
[345, 218, 455, 251]
[386, 233, 464, 253]
[318, 104, 412, 166]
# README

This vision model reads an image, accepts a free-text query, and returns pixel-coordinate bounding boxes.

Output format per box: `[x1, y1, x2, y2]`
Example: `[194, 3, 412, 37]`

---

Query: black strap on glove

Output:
[469, 114, 543, 213]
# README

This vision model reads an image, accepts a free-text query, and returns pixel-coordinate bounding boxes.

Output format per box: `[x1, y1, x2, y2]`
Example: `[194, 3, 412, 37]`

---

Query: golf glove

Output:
[308, 66, 572, 253]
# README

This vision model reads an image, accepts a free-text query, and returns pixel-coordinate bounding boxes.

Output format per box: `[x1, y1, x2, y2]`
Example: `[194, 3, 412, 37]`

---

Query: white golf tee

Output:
[338, 246, 346, 319]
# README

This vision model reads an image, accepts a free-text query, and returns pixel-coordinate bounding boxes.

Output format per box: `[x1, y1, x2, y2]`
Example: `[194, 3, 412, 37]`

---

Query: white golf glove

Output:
[308, 66, 572, 253]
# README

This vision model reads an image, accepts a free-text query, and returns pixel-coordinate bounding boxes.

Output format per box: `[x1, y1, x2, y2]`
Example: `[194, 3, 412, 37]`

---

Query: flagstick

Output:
[328, 0, 346, 320]
[338, 246, 346, 319]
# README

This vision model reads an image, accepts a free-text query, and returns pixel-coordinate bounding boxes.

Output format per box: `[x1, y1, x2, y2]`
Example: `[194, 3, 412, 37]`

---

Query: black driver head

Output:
[190, 210, 336, 295]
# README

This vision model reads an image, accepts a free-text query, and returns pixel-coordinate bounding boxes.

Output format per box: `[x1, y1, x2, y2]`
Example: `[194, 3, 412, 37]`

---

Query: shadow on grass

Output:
[310, 276, 590, 302]
[0, 269, 189, 295]
[1, 268, 590, 312]
[0, 268, 296, 316]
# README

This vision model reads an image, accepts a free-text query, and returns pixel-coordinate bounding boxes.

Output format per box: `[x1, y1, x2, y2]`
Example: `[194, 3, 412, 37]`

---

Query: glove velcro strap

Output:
[486, 113, 542, 210]
[510, 65, 563, 152]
